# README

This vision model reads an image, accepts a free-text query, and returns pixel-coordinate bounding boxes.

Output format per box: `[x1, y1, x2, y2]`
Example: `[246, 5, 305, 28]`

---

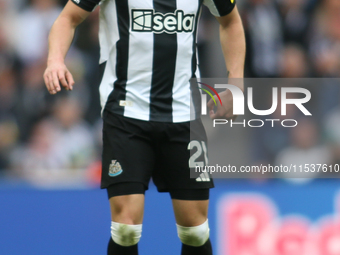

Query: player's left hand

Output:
[207, 89, 237, 120]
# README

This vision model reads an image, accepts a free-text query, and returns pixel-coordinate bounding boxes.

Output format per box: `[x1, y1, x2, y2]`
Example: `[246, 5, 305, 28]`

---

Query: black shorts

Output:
[101, 111, 214, 199]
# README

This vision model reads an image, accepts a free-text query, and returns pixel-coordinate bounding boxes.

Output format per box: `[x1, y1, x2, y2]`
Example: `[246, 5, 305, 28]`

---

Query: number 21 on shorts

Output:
[188, 140, 208, 168]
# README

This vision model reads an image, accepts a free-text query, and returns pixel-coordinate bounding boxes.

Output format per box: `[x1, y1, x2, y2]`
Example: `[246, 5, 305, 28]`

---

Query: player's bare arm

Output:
[43, 1, 90, 94]
[208, 6, 246, 120]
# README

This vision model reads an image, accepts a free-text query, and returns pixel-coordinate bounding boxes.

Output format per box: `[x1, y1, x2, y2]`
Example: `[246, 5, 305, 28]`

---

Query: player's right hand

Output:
[43, 61, 75, 94]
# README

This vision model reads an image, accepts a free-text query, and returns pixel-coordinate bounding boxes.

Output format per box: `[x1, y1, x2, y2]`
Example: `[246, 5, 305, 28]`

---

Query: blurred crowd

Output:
[243, 0, 340, 78]
[0, 0, 339, 186]
[0, 0, 101, 186]
[243, 0, 340, 181]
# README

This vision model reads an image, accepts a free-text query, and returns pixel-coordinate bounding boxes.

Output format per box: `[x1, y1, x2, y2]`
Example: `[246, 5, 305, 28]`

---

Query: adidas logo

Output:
[196, 172, 211, 182]
[108, 160, 123, 177]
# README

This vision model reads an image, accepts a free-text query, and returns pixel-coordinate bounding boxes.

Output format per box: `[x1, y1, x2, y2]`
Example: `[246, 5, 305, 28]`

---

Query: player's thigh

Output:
[101, 111, 155, 189]
[153, 118, 213, 191]
[172, 199, 209, 227]
[109, 194, 145, 224]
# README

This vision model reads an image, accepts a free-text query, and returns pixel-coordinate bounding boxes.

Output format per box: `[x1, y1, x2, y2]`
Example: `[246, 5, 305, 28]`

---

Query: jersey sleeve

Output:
[203, 0, 236, 17]
[71, 0, 101, 12]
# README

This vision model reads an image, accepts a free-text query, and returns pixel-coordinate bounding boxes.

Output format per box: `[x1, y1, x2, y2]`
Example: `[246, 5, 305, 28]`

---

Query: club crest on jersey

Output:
[108, 160, 123, 177]
[131, 9, 195, 34]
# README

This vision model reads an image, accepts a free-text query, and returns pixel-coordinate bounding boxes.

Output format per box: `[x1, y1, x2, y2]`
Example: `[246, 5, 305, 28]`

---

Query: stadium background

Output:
[0, 0, 340, 254]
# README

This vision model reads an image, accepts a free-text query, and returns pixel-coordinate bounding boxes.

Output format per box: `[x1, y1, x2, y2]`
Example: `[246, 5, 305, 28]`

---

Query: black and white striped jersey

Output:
[71, 0, 236, 122]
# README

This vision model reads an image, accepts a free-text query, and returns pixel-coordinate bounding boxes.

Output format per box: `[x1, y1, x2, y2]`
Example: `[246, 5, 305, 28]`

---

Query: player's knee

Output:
[111, 221, 142, 246]
[176, 219, 210, 247]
